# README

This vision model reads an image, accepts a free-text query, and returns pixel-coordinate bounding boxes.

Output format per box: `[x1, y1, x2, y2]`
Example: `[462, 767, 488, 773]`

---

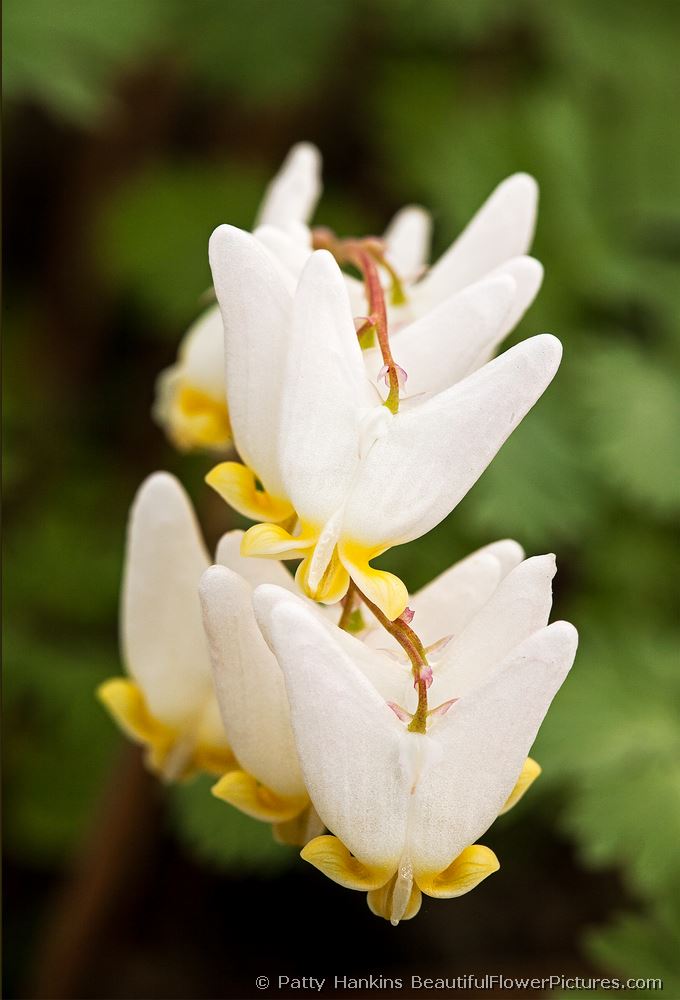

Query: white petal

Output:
[122, 473, 211, 725]
[409, 551, 504, 646]
[363, 274, 516, 399]
[215, 530, 299, 593]
[384, 205, 432, 279]
[342, 335, 562, 549]
[434, 554, 557, 699]
[254, 223, 312, 283]
[477, 538, 525, 578]
[199, 566, 306, 797]
[417, 173, 539, 307]
[176, 304, 226, 400]
[411, 621, 578, 878]
[209, 224, 293, 496]
[279, 250, 376, 525]
[491, 255, 544, 341]
[254, 584, 411, 707]
[260, 594, 411, 869]
[255, 142, 322, 228]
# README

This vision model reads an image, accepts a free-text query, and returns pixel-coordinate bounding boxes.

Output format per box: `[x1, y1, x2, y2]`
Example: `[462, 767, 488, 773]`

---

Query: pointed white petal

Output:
[411, 621, 578, 878]
[418, 174, 539, 307]
[384, 205, 432, 279]
[342, 335, 562, 549]
[260, 595, 411, 869]
[255, 142, 322, 228]
[209, 224, 293, 496]
[254, 584, 411, 706]
[492, 255, 543, 340]
[435, 555, 557, 699]
[409, 551, 504, 647]
[279, 250, 376, 525]
[199, 566, 306, 797]
[214, 530, 299, 593]
[254, 222, 312, 283]
[477, 538, 525, 578]
[176, 304, 226, 400]
[363, 274, 516, 398]
[122, 473, 211, 725]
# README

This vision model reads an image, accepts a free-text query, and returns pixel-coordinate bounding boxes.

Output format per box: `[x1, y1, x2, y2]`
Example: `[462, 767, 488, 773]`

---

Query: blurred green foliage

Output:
[4, 0, 679, 990]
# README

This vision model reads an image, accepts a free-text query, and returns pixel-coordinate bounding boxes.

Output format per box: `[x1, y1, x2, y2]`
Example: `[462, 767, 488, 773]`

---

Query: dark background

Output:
[3, 1, 680, 998]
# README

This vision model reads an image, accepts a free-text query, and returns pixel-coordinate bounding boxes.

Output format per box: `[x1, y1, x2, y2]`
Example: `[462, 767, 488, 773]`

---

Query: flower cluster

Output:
[100, 143, 577, 925]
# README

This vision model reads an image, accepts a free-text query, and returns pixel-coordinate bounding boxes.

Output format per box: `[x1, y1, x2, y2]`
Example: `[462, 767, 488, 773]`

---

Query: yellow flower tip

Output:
[240, 520, 314, 559]
[97, 677, 232, 783]
[417, 844, 500, 899]
[205, 461, 294, 523]
[192, 744, 238, 778]
[300, 835, 392, 891]
[295, 551, 350, 606]
[338, 541, 409, 620]
[211, 769, 308, 823]
[367, 879, 422, 924]
[168, 384, 232, 452]
[499, 757, 542, 815]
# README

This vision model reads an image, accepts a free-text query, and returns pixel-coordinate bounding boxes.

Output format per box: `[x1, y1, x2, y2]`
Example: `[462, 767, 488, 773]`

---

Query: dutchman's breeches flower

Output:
[98, 473, 233, 781]
[207, 222, 562, 620]
[253, 556, 577, 925]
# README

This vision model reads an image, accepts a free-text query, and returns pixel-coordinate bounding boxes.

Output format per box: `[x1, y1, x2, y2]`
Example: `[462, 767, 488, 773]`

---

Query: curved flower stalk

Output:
[98, 473, 234, 781]
[263, 167, 543, 338]
[208, 231, 562, 618]
[253, 570, 577, 925]
[154, 142, 321, 452]
[198, 557, 405, 844]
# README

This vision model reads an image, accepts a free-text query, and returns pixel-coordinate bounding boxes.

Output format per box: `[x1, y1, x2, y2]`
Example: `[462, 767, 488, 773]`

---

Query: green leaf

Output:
[577, 340, 680, 516]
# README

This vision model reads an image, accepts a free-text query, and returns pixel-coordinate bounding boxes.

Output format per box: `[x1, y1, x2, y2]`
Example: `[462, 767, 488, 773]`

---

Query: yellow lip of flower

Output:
[169, 383, 232, 451]
[97, 678, 235, 782]
[241, 518, 409, 619]
[206, 461, 295, 524]
[301, 835, 499, 925]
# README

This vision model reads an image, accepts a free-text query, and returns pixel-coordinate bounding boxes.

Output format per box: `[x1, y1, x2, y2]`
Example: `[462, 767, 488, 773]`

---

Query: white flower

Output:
[252, 557, 577, 924]
[198, 556, 403, 844]
[197, 534, 526, 840]
[153, 143, 321, 451]
[207, 232, 562, 618]
[157, 142, 542, 453]
[98, 473, 233, 780]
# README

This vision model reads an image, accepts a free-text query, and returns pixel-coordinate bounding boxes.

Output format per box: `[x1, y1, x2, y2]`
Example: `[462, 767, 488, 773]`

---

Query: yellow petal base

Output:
[169, 383, 232, 452]
[241, 520, 315, 559]
[499, 757, 541, 815]
[367, 875, 422, 923]
[206, 461, 294, 523]
[417, 844, 500, 899]
[212, 769, 308, 823]
[301, 836, 393, 891]
[295, 549, 350, 605]
[97, 678, 235, 781]
[339, 540, 408, 621]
